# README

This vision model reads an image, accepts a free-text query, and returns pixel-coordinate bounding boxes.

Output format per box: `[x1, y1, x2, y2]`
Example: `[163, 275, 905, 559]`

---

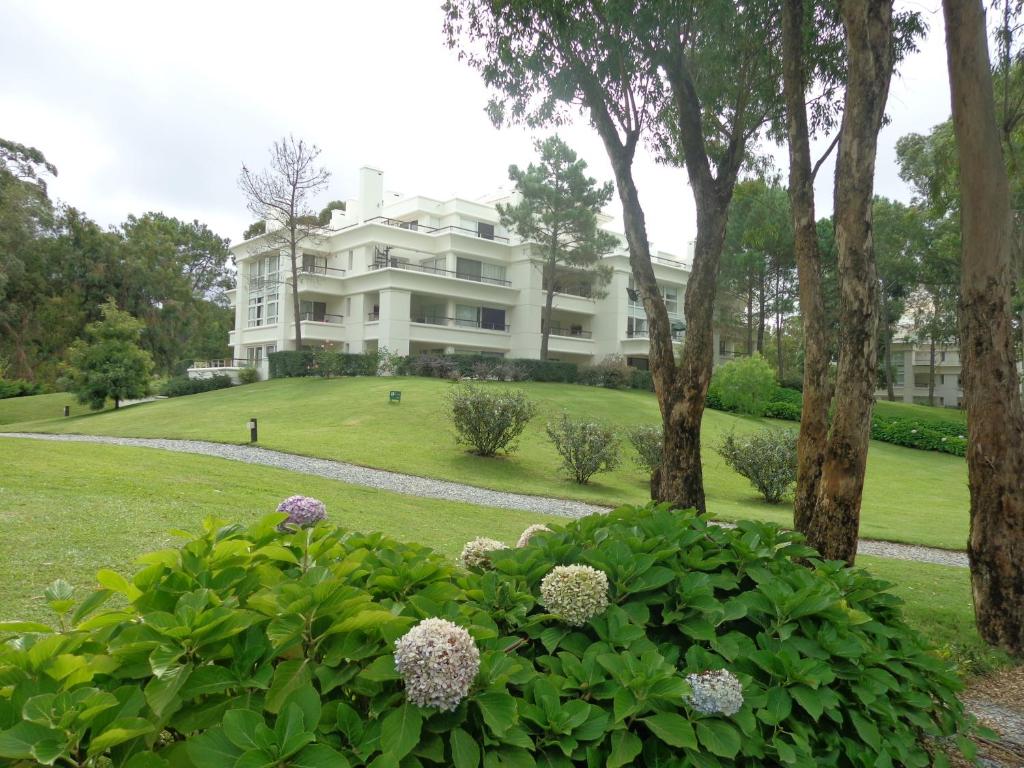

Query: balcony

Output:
[547, 326, 592, 339]
[626, 329, 684, 341]
[412, 315, 511, 332]
[361, 216, 511, 243]
[369, 254, 512, 287]
[299, 264, 346, 278]
[300, 312, 343, 324]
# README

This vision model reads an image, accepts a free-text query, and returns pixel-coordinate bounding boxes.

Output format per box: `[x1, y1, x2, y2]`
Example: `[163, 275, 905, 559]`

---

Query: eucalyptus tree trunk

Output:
[944, 0, 1024, 655]
[782, 0, 833, 534]
[808, 0, 894, 564]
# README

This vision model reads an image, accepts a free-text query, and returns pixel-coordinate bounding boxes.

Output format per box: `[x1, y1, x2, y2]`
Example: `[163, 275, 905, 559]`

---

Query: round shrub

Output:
[717, 428, 799, 503]
[448, 384, 537, 456]
[546, 413, 622, 483]
[0, 504, 972, 767]
[237, 365, 260, 384]
[710, 354, 777, 415]
[626, 423, 663, 473]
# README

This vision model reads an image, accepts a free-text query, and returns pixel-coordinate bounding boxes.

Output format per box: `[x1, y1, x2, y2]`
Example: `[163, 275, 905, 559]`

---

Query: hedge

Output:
[711, 384, 968, 457]
[402, 353, 578, 383]
[0, 378, 43, 399]
[268, 350, 380, 378]
[160, 374, 234, 397]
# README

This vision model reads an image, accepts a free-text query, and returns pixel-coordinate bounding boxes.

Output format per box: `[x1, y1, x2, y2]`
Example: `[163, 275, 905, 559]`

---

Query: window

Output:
[247, 294, 278, 327]
[456, 257, 482, 281]
[301, 253, 326, 274]
[399, 220, 419, 231]
[265, 344, 276, 356]
[892, 359, 905, 386]
[477, 222, 495, 240]
[455, 305, 478, 327]
[627, 316, 648, 337]
[662, 287, 679, 315]
[246, 346, 263, 365]
[481, 261, 507, 284]
[480, 307, 506, 331]
[914, 372, 932, 388]
[421, 256, 446, 274]
[300, 300, 327, 322]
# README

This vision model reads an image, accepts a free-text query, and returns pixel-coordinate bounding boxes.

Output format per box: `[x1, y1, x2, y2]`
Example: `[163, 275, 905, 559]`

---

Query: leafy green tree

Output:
[65, 300, 154, 410]
[497, 136, 617, 359]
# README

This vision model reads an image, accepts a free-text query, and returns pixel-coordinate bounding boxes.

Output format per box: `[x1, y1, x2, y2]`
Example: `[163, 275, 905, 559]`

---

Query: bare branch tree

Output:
[238, 136, 330, 349]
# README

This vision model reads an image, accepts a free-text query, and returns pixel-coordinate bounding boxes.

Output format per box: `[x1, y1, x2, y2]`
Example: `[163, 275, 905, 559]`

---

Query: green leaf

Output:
[642, 712, 697, 749]
[265, 659, 311, 714]
[450, 727, 480, 768]
[379, 701, 422, 761]
[96, 569, 141, 600]
[87, 717, 156, 755]
[607, 730, 642, 768]
[275, 703, 314, 759]
[476, 691, 517, 736]
[0, 620, 53, 634]
[282, 683, 322, 731]
[223, 709, 267, 750]
[696, 720, 741, 758]
[0, 722, 65, 761]
[144, 661, 192, 718]
[123, 754, 170, 768]
[186, 727, 244, 768]
[71, 589, 114, 625]
[293, 744, 352, 768]
[790, 685, 824, 721]
[236, 748, 277, 768]
[357, 654, 402, 682]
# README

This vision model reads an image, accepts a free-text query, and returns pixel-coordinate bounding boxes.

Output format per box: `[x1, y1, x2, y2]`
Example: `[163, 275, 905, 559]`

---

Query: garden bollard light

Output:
[63, 406, 70, 417]
[249, 418, 258, 443]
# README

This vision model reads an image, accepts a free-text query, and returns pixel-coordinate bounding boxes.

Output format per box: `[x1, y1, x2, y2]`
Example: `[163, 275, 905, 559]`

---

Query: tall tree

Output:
[496, 136, 617, 359]
[807, 0, 896, 563]
[944, 0, 1024, 655]
[238, 136, 330, 349]
[65, 299, 154, 410]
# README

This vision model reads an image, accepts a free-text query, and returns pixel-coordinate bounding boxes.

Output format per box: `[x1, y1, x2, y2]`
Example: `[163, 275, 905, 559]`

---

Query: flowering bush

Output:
[546, 413, 621, 483]
[458, 536, 507, 570]
[516, 523, 552, 547]
[448, 384, 537, 456]
[539, 564, 610, 626]
[626, 423, 663, 474]
[0, 504, 972, 766]
[275, 494, 327, 529]
[394, 618, 480, 711]
[717, 428, 798, 503]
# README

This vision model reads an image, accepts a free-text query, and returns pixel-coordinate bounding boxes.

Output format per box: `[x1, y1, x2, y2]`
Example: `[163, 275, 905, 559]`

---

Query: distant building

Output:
[876, 336, 963, 408]
[191, 166, 734, 380]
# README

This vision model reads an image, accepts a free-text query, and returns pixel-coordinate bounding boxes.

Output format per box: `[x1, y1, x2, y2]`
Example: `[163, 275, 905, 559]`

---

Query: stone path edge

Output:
[0, 432, 968, 569]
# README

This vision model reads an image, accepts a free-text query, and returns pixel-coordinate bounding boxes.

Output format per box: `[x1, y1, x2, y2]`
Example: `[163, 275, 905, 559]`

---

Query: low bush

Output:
[0, 503, 972, 766]
[448, 384, 537, 456]
[269, 350, 380, 378]
[717, 428, 799, 503]
[630, 368, 654, 391]
[546, 413, 622, 483]
[626, 423, 662, 474]
[710, 354, 777, 416]
[577, 354, 633, 389]
[404, 354, 577, 383]
[160, 374, 233, 397]
[0, 378, 42, 399]
[237, 366, 260, 385]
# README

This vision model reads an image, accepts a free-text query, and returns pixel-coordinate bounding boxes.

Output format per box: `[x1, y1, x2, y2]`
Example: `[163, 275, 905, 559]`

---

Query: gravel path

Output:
[0, 431, 968, 567]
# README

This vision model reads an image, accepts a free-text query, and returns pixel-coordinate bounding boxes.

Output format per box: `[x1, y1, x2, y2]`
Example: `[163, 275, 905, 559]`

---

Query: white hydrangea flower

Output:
[539, 564, 609, 626]
[516, 524, 552, 548]
[458, 537, 507, 570]
[393, 618, 480, 711]
[686, 670, 744, 716]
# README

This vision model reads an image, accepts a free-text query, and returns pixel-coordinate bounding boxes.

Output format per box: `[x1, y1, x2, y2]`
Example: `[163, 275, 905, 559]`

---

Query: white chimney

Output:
[359, 166, 384, 222]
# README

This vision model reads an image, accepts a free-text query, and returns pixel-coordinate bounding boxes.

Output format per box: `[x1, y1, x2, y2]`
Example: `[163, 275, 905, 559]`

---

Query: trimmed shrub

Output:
[404, 354, 577, 383]
[268, 350, 315, 377]
[0, 504, 972, 766]
[237, 366, 260, 385]
[160, 374, 233, 397]
[546, 413, 622, 483]
[630, 368, 654, 391]
[448, 384, 536, 456]
[0, 378, 42, 399]
[710, 354, 777, 415]
[626, 424, 663, 473]
[717, 428, 799, 503]
[577, 354, 633, 388]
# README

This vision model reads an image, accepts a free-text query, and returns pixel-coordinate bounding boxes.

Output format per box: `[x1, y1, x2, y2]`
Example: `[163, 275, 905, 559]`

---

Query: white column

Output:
[508, 249, 543, 359]
[378, 288, 411, 355]
[346, 293, 366, 353]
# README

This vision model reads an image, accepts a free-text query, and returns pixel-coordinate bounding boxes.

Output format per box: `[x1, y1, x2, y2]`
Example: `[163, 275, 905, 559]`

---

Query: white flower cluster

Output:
[686, 669, 744, 716]
[516, 524, 552, 548]
[458, 537, 507, 570]
[539, 564, 609, 626]
[393, 618, 480, 711]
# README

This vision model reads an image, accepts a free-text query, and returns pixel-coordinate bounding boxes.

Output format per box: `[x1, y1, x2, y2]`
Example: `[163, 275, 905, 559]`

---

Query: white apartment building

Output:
[192, 167, 727, 380]
[876, 336, 963, 408]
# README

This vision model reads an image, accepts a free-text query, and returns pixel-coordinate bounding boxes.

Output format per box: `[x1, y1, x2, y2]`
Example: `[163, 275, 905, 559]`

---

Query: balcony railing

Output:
[300, 312, 344, 324]
[368, 311, 380, 321]
[363, 216, 510, 243]
[299, 264, 346, 278]
[411, 316, 511, 332]
[547, 326, 593, 339]
[545, 283, 596, 299]
[626, 329, 684, 341]
[369, 255, 512, 287]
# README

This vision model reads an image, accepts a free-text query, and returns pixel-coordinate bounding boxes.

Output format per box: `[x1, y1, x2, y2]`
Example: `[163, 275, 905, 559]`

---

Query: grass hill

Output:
[0, 377, 970, 550]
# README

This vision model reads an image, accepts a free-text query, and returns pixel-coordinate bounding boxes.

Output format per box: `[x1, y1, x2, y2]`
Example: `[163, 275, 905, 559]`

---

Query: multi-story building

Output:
[875, 336, 963, 408]
[192, 167, 730, 380]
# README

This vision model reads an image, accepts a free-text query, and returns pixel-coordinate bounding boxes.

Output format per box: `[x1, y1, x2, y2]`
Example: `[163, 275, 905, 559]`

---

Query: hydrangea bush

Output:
[0, 503, 973, 766]
[458, 536, 507, 570]
[275, 494, 327, 529]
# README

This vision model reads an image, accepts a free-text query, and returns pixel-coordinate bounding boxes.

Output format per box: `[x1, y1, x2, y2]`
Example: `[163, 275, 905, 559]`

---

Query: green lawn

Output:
[0, 438, 1000, 672]
[0, 378, 971, 550]
[873, 398, 967, 427]
[0, 439, 552, 622]
[0, 392, 109, 425]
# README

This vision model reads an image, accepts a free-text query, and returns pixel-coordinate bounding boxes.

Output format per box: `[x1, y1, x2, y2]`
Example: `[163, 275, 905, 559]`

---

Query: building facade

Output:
[192, 167, 728, 380]
[875, 337, 963, 408]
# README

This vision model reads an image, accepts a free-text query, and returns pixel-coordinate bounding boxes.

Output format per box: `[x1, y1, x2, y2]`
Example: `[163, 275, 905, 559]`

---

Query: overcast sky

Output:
[1, 0, 952, 259]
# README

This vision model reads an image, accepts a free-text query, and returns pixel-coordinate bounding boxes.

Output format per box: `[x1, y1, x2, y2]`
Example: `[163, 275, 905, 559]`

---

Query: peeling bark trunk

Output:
[782, 0, 833, 534]
[808, 0, 894, 564]
[944, 0, 1024, 655]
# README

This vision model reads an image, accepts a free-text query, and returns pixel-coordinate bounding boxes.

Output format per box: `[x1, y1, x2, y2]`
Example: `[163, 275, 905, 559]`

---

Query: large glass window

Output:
[481, 262, 507, 284]
[455, 304, 479, 327]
